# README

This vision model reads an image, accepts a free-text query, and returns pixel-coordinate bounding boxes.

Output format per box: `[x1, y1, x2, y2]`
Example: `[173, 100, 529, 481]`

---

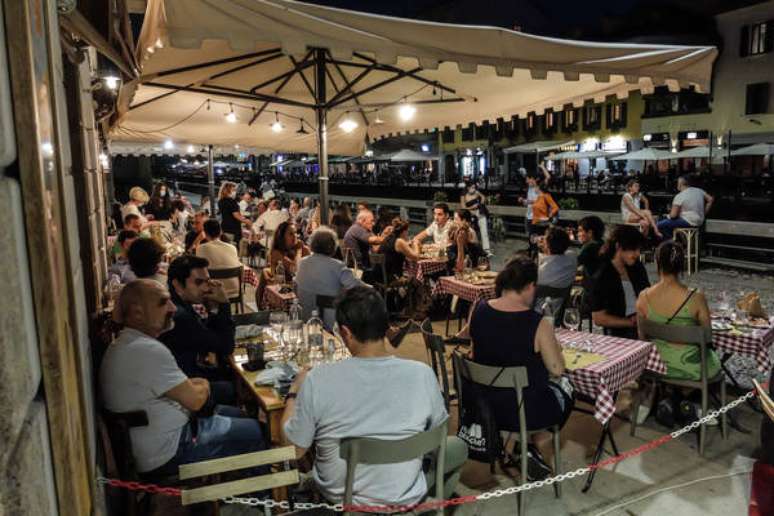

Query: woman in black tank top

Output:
[469, 255, 574, 431]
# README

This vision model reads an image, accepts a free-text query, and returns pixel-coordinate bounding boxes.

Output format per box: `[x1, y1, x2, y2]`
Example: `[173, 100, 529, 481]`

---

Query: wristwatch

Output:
[286, 392, 298, 400]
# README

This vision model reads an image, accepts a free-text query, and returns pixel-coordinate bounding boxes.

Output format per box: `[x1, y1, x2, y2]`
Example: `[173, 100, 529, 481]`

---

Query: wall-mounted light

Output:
[421, 144, 430, 152]
[643, 134, 653, 142]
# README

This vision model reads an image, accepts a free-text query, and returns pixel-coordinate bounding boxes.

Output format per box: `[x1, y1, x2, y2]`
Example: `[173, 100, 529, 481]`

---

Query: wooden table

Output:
[230, 350, 287, 445]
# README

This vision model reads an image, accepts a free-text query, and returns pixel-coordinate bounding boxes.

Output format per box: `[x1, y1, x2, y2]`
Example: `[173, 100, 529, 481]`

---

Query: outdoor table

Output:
[264, 284, 296, 311]
[434, 275, 496, 304]
[555, 329, 666, 492]
[713, 319, 774, 374]
[405, 258, 448, 282]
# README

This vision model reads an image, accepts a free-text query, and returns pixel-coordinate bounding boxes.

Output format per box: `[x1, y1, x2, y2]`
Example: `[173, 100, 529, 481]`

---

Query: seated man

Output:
[282, 287, 467, 506]
[196, 219, 243, 299]
[295, 227, 366, 328]
[110, 229, 138, 283]
[127, 237, 167, 285]
[160, 255, 237, 405]
[100, 279, 264, 476]
[537, 226, 577, 289]
[184, 210, 208, 254]
[123, 213, 143, 234]
[656, 175, 714, 240]
[341, 209, 390, 272]
[412, 202, 453, 249]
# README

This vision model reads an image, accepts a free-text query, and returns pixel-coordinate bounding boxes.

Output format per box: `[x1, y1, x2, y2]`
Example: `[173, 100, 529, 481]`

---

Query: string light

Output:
[271, 112, 283, 133]
[186, 144, 195, 154]
[164, 139, 174, 150]
[104, 76, 120, 90]
[338, 116, 358, 133]
[225, 103, 237, 123]
[398, 102, 416, 121]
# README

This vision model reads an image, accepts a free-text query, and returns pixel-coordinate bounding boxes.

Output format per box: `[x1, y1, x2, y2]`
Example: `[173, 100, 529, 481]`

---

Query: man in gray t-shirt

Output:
[657, 176, 714, 240]
[282, 288, 467, 506]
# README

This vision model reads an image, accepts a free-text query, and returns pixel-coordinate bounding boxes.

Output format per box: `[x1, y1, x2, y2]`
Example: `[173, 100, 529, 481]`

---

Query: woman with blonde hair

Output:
[121, 186, 150, 227]
[217, 182, 251, 246]
[621, 179, 662, 238]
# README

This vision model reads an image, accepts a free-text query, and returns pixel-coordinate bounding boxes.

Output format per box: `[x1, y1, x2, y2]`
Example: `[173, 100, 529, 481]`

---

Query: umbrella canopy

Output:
[504, 140, 575, 154]
[730, 143, 774, 156]
[609, 148, 675, 161]
[115, 0, 717, 156]
[109, 140, 269, 156]
[386, 149, 439, 162]
[551, 150, 623, 159]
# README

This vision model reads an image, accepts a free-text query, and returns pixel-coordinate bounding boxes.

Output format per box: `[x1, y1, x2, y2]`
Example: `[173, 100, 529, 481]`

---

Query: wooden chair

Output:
[631, 320, 727, 456]
[419, 318, 453, 410]
[178, 446, 299, 509]
[208, 265, 244, 314]
[674, 227, 700, 275]
[452, 352, 562, 515]
[232, 310, 271, 327]
[533, 285, 572, 327]
[339, 422, 448, 516]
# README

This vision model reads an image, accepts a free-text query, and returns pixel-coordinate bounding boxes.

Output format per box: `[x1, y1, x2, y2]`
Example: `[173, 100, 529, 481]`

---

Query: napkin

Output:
[562, 349, 606, 370]
[254, 362, 298, 388]
[737, 292, 768, 319]
[235, 324, 264, 339]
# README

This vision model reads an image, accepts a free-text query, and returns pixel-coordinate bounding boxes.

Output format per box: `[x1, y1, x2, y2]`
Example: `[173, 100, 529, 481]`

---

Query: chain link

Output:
[102, 389, 758, 514]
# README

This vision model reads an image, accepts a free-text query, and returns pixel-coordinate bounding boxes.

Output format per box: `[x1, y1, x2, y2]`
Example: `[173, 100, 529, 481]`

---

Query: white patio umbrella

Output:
[116, 0, 717, 220]
[730, 143, 774, 156]
[609, 148, 675, 161]
[387, 149, 439, 162]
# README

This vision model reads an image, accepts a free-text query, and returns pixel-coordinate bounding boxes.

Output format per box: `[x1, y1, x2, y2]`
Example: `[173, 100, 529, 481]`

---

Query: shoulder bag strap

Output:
[666, 288, 696, 325]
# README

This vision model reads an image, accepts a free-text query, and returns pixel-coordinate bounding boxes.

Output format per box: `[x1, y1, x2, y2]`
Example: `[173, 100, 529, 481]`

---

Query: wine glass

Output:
[476, 257, 489, 272]
[563, 308, 581, 332]
[269, 311, 288, 340]
[717, 290, 730, 319]
[283, 320, 304, 362]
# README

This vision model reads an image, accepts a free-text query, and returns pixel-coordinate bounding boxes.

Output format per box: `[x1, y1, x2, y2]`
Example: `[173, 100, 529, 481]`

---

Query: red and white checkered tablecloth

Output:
[263, 284, 296, 311]
[242, 267, 260, 288]
[435, 276, 496, 304]
[556, 329, 666, 426]
[405, 258, 448, 282]
[713, 322, 774, 373]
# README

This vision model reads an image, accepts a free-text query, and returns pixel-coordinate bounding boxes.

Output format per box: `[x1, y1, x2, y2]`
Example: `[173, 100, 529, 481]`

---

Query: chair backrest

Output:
[639, 318, 713, 383]
[452, 352, 530, 448]
[316, 294, 336, 312]
[419, 318, 451, 410]
[533, 284, 572, 326]
[100, 409, 149, 480]
[339, 421, 448, 515]
[232, 311, 271, 327]
[178, 446, 299, 506]
[368, 252, 388, 285]
[208, 266, 244, 304]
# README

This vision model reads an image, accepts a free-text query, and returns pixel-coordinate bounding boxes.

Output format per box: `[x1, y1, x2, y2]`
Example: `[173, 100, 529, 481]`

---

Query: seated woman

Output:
[621, 179, 662, 238]
[590, 225, 650, 339]
[576, 216, 605, 282]
[447, 209, 486, 273]
[537, 226, 576, 289]
[469, 255, 573, 472]
[380, 218, 420, 281]
[636, 241, 720, 381]
[256, 221, 310, 308]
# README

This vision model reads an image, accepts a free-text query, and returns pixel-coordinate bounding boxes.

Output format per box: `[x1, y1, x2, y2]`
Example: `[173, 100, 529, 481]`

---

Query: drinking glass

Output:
[717, 290, 730, 318]
[563, 308, 581, 332]
[476, 257, 489, 272]
[282, 320, 304, 362]
[269, 312, 288, 340]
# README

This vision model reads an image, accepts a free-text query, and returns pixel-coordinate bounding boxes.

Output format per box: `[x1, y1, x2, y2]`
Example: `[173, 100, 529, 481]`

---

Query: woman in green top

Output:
[635, 241, 720, 380]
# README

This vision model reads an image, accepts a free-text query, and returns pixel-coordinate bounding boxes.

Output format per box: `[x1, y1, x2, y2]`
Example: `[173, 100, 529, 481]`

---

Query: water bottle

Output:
[306, 310, 324, 362]
[289, 299, 302, 321]
[275, 260, 285, 284]
[325, 337, 337, 362]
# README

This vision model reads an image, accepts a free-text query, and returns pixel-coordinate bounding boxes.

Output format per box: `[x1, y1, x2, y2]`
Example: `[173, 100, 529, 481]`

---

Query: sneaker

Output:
[636, 405, 651, 425]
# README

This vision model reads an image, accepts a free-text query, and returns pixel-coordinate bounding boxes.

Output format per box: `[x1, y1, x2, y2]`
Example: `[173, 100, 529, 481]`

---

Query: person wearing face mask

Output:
[100, 280, 265, 478]
[217, 182, 252, 247]
[590, 225, 650, 338]
[461, 180, 491, 255]
[148, 182, 173, 221]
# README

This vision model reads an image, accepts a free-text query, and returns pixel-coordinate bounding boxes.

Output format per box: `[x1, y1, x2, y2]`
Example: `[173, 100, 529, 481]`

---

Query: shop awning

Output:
[114, 0, 717, 156]
[551, 150, 624, 159]
[730, 143, 774, 156]
[386, 149, 439, 162]
[504, 140, 575, 154]
[609, 148, 675, 161]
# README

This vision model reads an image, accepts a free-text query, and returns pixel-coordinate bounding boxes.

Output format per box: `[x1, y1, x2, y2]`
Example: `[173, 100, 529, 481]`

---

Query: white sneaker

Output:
[636, 405, 651, 425]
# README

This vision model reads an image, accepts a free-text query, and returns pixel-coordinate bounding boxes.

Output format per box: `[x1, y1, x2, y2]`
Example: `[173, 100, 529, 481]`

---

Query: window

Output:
[527, 113, 535, 130]
[583, 103, 601, 130]
[746, 82, 770, 115]
[740, 21, 774, 57]
[442, 127, 454, 144]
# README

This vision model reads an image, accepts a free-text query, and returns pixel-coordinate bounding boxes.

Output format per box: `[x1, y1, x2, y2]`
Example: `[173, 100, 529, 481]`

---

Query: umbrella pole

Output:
[315, 48, 330, 224]
[207, 144, 216, 216]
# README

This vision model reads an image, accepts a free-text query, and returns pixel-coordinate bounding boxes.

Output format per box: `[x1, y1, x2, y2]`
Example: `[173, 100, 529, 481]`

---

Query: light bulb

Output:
[338, 118, 358, 133]
[271, 121, 283, 133]
[104, 76, 120, 90]
[225, 111, 237, 123]
[398, 103, 416, 121]
[164, 139, 174, 150]
[186, 145, 195, 154]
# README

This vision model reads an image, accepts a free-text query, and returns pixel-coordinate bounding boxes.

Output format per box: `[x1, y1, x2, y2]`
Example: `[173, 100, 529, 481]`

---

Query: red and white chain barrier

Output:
[97, 388, 758, 513]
